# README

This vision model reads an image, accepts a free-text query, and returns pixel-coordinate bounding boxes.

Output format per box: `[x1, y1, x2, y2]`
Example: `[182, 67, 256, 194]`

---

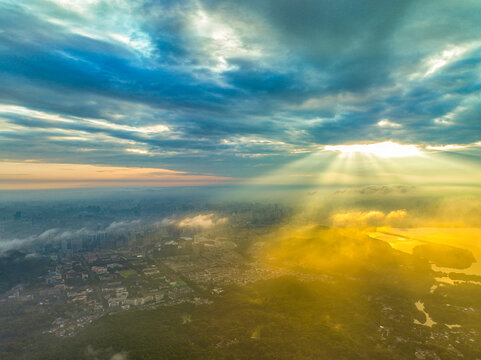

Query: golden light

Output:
[324, 141, 421, 158]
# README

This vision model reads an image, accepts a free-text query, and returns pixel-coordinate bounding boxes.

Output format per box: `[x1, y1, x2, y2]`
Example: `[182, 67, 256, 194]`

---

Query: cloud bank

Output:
[0, 0, 480, 180]
[161, 213, 228, 229]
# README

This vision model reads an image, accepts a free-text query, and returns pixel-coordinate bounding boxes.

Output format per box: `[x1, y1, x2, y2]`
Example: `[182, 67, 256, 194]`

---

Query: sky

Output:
[0, 0, 480, 189]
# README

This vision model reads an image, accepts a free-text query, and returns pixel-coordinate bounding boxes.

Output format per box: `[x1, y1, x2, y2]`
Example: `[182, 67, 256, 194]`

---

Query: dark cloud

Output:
[0, 0, 480, 177]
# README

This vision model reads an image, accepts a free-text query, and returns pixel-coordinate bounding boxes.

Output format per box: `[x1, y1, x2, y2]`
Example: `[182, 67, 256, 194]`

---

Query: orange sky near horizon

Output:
[0, 161, 237, 190]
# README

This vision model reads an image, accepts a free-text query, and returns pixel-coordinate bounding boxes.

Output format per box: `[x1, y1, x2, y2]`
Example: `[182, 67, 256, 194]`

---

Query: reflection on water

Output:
[434, 275, 456, 285]
[446, 324, 462, 329]
[431, 264, 481, 281]
[377, 228, 480, 330]
[413, 301, 437, 327]
[371, 228, 481, 277]
[391, 228, 481, 276]
[369, 231, 422, 255]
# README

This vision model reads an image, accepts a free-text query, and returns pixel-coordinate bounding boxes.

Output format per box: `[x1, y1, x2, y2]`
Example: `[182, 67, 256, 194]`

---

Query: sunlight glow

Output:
[324, 141, 421, 158]
[190, 10, 261, 73]
[424, 46, 468, 77]
[377, 119, 401, 128]
[426, 144, 468, 151]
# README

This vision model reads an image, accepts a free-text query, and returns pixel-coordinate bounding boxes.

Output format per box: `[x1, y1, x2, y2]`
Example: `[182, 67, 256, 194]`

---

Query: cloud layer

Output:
[161, 213, 228, 229]
[0, 0, 480, 180]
